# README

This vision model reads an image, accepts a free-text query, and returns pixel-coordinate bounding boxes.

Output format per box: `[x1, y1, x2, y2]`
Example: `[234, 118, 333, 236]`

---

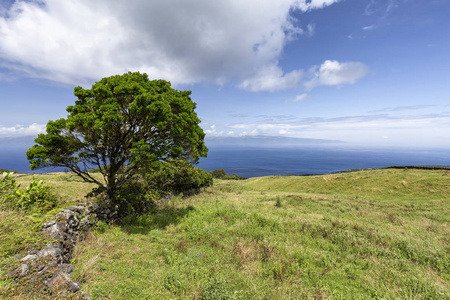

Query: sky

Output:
[0, 0, 449, 149]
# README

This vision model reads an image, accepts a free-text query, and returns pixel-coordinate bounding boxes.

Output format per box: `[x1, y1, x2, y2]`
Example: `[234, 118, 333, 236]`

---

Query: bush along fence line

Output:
[7, 202, 116, 299]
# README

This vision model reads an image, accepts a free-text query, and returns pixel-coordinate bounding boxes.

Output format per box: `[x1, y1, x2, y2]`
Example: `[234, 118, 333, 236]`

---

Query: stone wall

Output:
[7, 203, 113, 299]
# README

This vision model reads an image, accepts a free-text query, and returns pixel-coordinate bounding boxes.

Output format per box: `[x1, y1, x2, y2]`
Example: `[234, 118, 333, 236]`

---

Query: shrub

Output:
[115, 177, 160, 216]
[115, 159, 212, 216]
[210, 169, 246, 180]
[0, 172, 21, 207]
[210, 169, 226, 178]
[147, 159, 213, 196]
[0, 173, 59, 212]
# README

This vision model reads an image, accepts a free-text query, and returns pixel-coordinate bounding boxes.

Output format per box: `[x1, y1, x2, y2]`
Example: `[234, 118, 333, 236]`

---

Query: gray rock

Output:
[37, 264, 46, 272]
[68, 281, 81, 292]
[65, 205, 86, 213]
[7, 264, 30, 277]
[56, 263, 75, 275]
[12, 253, 22, 260]
[21, 254, 38, 262]
[43, 264, 74, 290]
[44, 271, 71, 290]
[42, 220, 57, 228]
[38, 243, 63, 259]
[42, 221, 65, 239]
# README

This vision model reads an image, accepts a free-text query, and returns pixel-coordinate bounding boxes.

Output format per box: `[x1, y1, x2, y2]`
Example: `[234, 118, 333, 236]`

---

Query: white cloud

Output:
[302, 0, 342, 10]
[239, 65, 304, 92]
[286, 93, 308, 102]
[363, 25, 376, 30]
[0, 0, 342, 88]
[205, 124, 224, 136]
[240, 59, 369, 92]
[226, 113, 450, 147]
[0, 123, 45, 136]
[305, 60, 369, 89]
[306, 24, 316, 37]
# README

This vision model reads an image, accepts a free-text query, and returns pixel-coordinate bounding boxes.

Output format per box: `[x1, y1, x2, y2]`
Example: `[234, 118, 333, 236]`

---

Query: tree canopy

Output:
[27, 72, 208, 204]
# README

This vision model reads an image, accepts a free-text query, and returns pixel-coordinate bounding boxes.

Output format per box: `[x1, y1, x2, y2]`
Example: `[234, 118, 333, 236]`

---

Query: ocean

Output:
[1, 144, 449, 178]
[197, 146, 450, 178]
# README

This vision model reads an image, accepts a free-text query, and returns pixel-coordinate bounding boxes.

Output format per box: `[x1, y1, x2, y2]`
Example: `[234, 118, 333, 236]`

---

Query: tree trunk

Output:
[103, 181, 118, 221]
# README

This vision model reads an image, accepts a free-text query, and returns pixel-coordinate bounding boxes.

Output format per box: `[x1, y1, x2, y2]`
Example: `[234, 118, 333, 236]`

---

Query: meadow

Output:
[1, 169, 449, 299]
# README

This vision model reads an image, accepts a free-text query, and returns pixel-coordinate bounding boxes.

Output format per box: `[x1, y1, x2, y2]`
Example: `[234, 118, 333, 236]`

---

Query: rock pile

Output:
[7, 202, 114, 298]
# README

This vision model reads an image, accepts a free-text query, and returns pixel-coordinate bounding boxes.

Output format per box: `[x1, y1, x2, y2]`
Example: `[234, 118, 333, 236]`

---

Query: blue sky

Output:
[0, 0, 449, 149]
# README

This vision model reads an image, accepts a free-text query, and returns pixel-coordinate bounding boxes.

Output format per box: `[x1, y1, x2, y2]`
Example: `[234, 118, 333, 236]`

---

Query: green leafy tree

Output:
[27, 72, 208, 206]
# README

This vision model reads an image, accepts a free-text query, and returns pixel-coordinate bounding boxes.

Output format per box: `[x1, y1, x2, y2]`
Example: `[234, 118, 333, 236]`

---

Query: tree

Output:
[27, 72, 208, 206]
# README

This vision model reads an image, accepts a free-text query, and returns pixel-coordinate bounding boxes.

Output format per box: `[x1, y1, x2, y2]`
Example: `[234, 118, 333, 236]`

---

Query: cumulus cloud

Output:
[205, 124, 224, 136]
[239, 65, 304, 92]
[239, 59, 369, 92]
[305, 60, 369, 89]
[0, 123, 45, 136]
[0, 0, 346, 89]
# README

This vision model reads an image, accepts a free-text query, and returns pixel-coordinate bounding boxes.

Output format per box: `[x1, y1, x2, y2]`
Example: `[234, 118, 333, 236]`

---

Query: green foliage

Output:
[115, 177, 158, 216]
[15, 177, 59, 211]
[0, 172, 20, 205]
[146, 159, 213, 196]
[210, 169, 246, 180]
[210, 169, 226, 178]
[116, 160, 212, 216]
[0, 172, 58, 212]
[26, 72, 208, 207]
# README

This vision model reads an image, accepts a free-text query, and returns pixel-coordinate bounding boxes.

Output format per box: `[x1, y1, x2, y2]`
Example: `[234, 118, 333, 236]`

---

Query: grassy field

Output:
[1, 169, 449, 299]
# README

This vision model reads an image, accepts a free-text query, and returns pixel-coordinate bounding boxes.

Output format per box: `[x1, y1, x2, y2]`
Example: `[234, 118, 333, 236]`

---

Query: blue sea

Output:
[1, 144, 449, 178]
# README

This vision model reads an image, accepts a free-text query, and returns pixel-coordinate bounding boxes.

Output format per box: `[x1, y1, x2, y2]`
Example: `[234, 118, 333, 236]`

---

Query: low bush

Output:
[0, 172, 59, 212]
[115, 159, 212, 216]
[210, 169, 246, 180]
[147, 159, 213, 196]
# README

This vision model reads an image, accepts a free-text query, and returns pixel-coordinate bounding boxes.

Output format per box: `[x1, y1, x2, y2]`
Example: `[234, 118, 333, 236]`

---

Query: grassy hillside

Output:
[1, 169, 449, 299]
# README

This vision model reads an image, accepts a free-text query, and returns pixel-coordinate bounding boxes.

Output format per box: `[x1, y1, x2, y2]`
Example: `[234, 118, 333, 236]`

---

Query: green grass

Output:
[1, 169, 449, 299]
[68, 169, 449, 299]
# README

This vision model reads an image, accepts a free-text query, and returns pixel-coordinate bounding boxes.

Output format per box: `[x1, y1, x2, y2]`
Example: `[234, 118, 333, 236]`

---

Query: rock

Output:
[56, 263, 75, 275]
[68, 281, 81, 292]
[37, 264, 46, 272]
[7, 264, 30, 277]
[43, 264, 74, 290]
[42, 221, 65, 239]
[12, 253, 22, 260]
[38, 243, 63, 260]
[65, 205, 86, 214]
[21, 254, 38, 262]
[44, 271, 71, 291]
